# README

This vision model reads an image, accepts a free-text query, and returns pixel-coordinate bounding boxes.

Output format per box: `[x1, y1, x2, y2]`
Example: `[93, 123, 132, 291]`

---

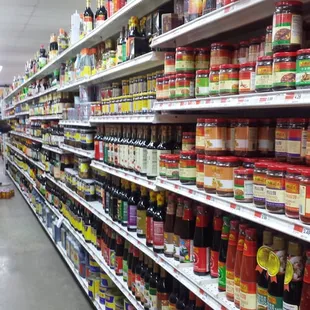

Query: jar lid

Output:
[260, 35, 266, 41]
[255, 162, 270, 169]
[197, 154, 205, 160]
[250, 37, 261, 44]
[160, 154, 168, 159]
[242, 157, 258, 163]
[197, 118, 205, 123]
[183, 132, 196, 136]
[289, 118, 307, 123]
[258, 56, 273, 61]
[205, 118, 227, 123]
[195, 47, 210, 52]
[275, 1, 303, 7]
[163, 76, 170, 81]
[234, 168, 254, 175]
[239, 40, 249, 46]
[219, 64, 240, 69]
[268, 164, 288, 171]
[217, 156, 239, 163]
[211, 42, 232, 48]
[297, 49, 310, 55]
[165, 52, 175, 56]
[196, 70, 210, 74]
[210, 65, 220, 71]
[240, 62, 256, 68]
[180, 151, 197, 156]
[232, 43, 239, 49]
[157, 77, 164, 82]
[273, 52, 297, 58]
[236, 118, 257, 124]
[166, 154, 180, 160]
[176, 47, 194, 52]
[176, 73, 195, 78]
[286, 166, 302, 174]
[301, 168, 310, 177]
[205, 155, 217, 161]
[168, 75, 176, 79]
[259, 118, 274, 124]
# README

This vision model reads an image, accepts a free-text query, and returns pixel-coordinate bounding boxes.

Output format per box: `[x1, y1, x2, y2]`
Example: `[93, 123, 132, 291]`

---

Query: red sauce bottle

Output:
[300, 250, 310, 310]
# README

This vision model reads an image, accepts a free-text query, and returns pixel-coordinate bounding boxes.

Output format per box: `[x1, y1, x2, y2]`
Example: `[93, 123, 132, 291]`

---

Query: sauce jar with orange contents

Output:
[285, 166, 302, 219]
[239, 62, 256, 94]
[179, 151, 197, 185]
[253, 161, 269, 209]
[226, 119, 236, 154]
[219, 64, 240, 96]
[204, 155, 217, 194]
[195, 48, 210, 70]
[275, 118, 289, 162]
[164, 52, 176, 75]
[299, 168, 310, 224]
[196, 154, 205, 189]
[175, 74, 195, 99]
[242, 158, 257, 169]
[182, 132, 196, 151]
[204, 118, 227, 156]
[196, 118, 205, 154]
[209, 66, 220, 96]
[234, 118, 258, 157]
[175, 47, 195, 74]
[216, 156, 241, 197]
[258, 118, 275, 156]
[210, 42, 232, 66]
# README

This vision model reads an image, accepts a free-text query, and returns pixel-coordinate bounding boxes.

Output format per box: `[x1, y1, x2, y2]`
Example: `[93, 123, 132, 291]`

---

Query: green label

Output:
[267, 293, 283, 310]
[218, 262, 226, 290]
[123, 260, 128, 282]
[296, 59, 310, 86]
[122, 201, 128, 224]
[122, 44, 126, 62]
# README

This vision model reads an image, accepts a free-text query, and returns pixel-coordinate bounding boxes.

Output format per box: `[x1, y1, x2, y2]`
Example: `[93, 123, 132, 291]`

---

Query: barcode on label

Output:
[303, 227, 310, 235]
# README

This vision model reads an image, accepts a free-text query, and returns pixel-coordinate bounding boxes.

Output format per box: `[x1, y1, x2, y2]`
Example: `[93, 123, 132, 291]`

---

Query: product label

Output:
[257, 285, 268, 310]
[193, 246, 210, 273]
[219, 71, 239, 94]
[210, 250, 219, 277]
[226, 269, 235, 299]
[234, 179, 253, 200]
[196, 126, 205, 151]
[205, 126, 226, 151]
[243, 240, 257, 257]
[216, 166, 235, 193]
[296, 59, 310, 87]
[239, 71, 256, 93]
[204, 164, 217, 190]
[284, 255, 304, 285]
[147, 149, 158, 178]
[253, 174, 266, 204]
[128, 204, 137, 229]
[267, 293, 283, 310]
[149, 288, 158, 310]
[175, 57, 194, 73]
[164, 232, 174, 256]
[188, 0, 203, 14]
[110, 249, 115, 269]
[266, 176, 285, 211]
[135, 274, 142, 299]
[209, 73, 219, 96]
[115, 256, 123, 275]
[287, 128, 307, 158]
[153, 221, 164, 250]
[179, 161, 196, 182]
[240, 281, 257, 310]
[258, 126, 275, 153]
[285, 179, 300, 214]
[175, 79, 195, 99]
[283, 302, 299, 310]
[235, 126, 258, 152]
[195, 76, 209, 96]
[234, 276, 241, 305]
[173, 234, 180, 259]
[146, 216, 153, 245]
[218, 261, 227, 290]
[180, 238, 194, 263]
[122, 201, 128, 225]
[84, 16, 93, 34]
[273, 61, 296, 88]
[275, 128, 288, 156]
[137, 210, 146, 236]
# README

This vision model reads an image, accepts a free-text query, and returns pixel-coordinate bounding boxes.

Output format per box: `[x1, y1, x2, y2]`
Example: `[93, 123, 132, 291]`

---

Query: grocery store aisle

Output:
[0, 165, 93, 310]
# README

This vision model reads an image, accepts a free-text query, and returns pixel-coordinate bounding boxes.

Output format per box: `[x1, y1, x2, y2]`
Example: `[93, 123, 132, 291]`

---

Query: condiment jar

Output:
[219, 64, 239, 96]
[216, 156, 241, 197]
[287, 118, 307, 164]
[272, 52, 297, 91]
[175, 47, 195, 73]
[255, 56, 273, 92]
[265, 25, 273, 56]
[204, 155, 217, 194]
[226, 119, 236, 154]
[299, 168, 310, 224]
[209, 66, 220, 96]
[164, 52, 176, 75]
[285, 166, 302, 219]
[234, 168, 254, 203]
[159, 154, 167, 178]
[239, 62, 256, 94]
[204, 118, 227, 156]
[169, 75, 176, 100]
[306, 123, 310, 165]
[253, 162, 269, 209]
[195, 70, 209, 97]
[196, 155, 205, 190]
[195, 48, 210, 70]
[272, 1, 303, 53]
[296, 49, 310, 89]
[179, 151, 197, 185]
[275, 118, 289, 162]
[162, 76, 170, 101]
[196, 118, 205, 154]
[248, 37, 260, 62]
[210, 43, 232, 66]
[242, 158, 257, 169]
[238, 41, 249, 64]
[258, 118, 275, 156]
[234, 118, 258, 157]
[265, 164, 287, 214]
[156, 77, 164, 101]
[259, 35, 266, 57]
[232, 44, 239, 65]
[175, 74, 195, 99]
[165, 155, 180, 180]
[182, 132, 196, 151]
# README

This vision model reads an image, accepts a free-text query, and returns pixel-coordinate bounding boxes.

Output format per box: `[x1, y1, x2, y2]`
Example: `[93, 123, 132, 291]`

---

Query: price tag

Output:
[188, 189, 193, 194]
[224, 3, 235, 14]
[196, 100, 201, 105]
[254, 211, 262, 218]
[294, 224, 304, 233]
[303, 227, 310, 236]
[56, 216, 64, 228]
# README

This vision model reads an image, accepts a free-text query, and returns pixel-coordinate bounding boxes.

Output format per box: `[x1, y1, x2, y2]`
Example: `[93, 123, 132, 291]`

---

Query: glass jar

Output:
[253, 162, 268, 208]
[216, 156, 241, 197]
[272, 1, 303, 53]
[195, 70, 209, 97]
[287, 118, 307, 164]
[175, 74, 195, 99]
[259, 35, 266, 57]
[275, 118, 289, 162]
[80, 129, 95, 150]
[219, 64, 239, 96]
[204, 155, 217, 194]
[248, 37, 260, 62]
[210, 42, 232, 66]
[179, 151, 197, 185]
[239, 62, 256, 94]
[162, 77, 170, 101]
[196, 118, 205, 154]
[156, 77, 164, 101]
[255, 56, 273, 92]
[182, 132, 196, 151]
[204, 118, 227, 156]
[78, 157, 91, 179]
[195, 48, 210, 70]
[209, 66, 220, 96]
[242, 158, 257, 169]
[258, 118, 275, 156]
[226, 119, 236, 154]
[236, 41, 249, 65]
[164, 52, 176, 75]
[265, 25, 273, 56]
[159, 154, 167, 178]
[296, 49, 310, 89]
[122, 79, 129, 95]
[285, 167, 302, 219]
[175, 47, 195, 73]
[234, 168, 254, 203]
[232, 44, 239, 65]
[299, 168, 310, 224]
[166, 154, 180, 180]
[265, 164, 287, 214]
[169, 75, 176, 100]
[196, 154, 205, 189]
[234, 118, 258, 157]
[273, 52, 297, 91]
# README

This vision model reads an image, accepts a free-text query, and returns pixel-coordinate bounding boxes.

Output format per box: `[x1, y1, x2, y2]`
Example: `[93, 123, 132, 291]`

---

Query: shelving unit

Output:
[10, 131, 43, 143]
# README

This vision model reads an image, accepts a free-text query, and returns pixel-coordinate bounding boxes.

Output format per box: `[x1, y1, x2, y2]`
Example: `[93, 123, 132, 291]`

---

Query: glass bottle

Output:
[144, 257, 153, 310]
[173, 196, 184, 261]
[147, 125, 160, 179]
[210, 210, 223, 278]
[164, 193, 177, 258]
[137, 187, 149, 238]
[153, 192, 166, 253]
[149, 263, 160, 310]
[127, 183, 140, 232]
[84, 0, 94, 34]
[157, 268, 170, 310]
[169, 278, 180, 309]
[146, 190, 157, 247]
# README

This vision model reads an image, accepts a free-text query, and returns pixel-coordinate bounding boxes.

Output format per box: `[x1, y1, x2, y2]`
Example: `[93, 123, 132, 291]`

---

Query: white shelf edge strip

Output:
[59, 144, 94, 159]
[10, 131, 43, 143]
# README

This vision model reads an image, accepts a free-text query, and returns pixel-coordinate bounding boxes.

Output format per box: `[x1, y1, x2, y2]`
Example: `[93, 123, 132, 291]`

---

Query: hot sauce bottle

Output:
[210, 210, 223, 278]
[240, 228, 258, 310]
[300, 250, 310, 310]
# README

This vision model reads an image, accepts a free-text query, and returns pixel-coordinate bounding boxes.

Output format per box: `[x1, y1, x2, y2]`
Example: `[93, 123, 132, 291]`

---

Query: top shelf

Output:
[4, 0, 170, 102]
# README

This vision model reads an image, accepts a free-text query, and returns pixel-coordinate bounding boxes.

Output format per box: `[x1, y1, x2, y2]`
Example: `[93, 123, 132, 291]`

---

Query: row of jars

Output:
[64, 127, 96, 151]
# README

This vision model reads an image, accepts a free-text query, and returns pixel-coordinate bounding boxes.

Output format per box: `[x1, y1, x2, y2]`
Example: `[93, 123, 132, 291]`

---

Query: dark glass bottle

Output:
[115, 234, 124, 276]
[157, 268, 170, 310]
[140, 125, 150, 176]
[149, 263, 160, 310]
[96, 218, 102, 250]
[146, 190, 157, 247]
[109, 230, 116, 270]
[173, 197, 184, 261]
[144, 257, 153, 310]
[137, 187, 149, 238]
[110, 177, 120, 221]
[164, 193, 177, 258]
[126, 16, 141, 60]
[135, 250, 144, 301]
[104, 175, 112, 214]
[153, 192, 165, 253]
[210, 210, 223, 278]
[185, 292, 196, 310]
[128, 183, 140, 232]
[141, 254, 148, 306]
[173, 125, 183, 154]
[84, 0, 94, 34]
[176, 284, 189, 310]
[127, 244, 134, 290]
[128, 126, 136, 172]
[121, 180, 131, 227]
[95, 0, 107, 27]
[130, 246, 140, 295]
[147, 125, 159, 179]
[122, 240, 129, 283]
[169, 278, 180, 309]
[157, 125, 172, 173]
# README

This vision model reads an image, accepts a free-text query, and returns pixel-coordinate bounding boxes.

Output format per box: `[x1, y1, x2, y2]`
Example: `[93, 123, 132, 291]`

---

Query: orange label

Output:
[205, 126, 227, 151]
[216, 166, 235, 193]
[235, 127, 258, 152]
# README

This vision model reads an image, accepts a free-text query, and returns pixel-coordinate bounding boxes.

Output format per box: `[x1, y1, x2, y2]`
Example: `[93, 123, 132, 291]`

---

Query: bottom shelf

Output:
[7, 171, 104, 310]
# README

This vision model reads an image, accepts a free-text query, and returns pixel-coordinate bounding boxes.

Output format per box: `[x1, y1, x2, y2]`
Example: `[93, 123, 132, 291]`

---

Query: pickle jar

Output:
[175, 47, 195, 74]
[253, 161, 269, 209]
[196, 154, 205, 190]
[219, 64, 239, 96]
[209, 66, 220, 96]
[234, 168, 254, 203]
[204, 155, 217, 194]
[204, 118, 227, 156]
[195, 70, 209, 97]
[275, 118, 289, 162]
[255, 56, 273, 92]
[299, 168, 310, 224]
[196, 118, 205, 154]
[179, 151, 197, 185]
[175, 74, 195, 99]
[239, 62, 256, 94]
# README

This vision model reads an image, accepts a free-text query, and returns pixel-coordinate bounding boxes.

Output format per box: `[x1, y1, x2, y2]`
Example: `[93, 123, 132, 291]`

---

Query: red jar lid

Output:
[166, 154, 180, 160]
[259, 118, 274, 125]
[273, 52, 297, 58]
[157, 77, 164, 82]
[205, 118, 227, 123]
[255, 162, 270, 169]
[220, 64, 240, 70]
[268, 164, 288, 171]
[176, 47, 194, 52]
[236, 118, 257, 124]
[196, 70, 210, 75]
[210, 65, 220, 71]
[250, 37, 260, 44]
[232, 43, 239, 49]
[163, 76, 170, 81]
[239, 41, 249, 46]
[301, 168, 310, 177]
[297, 49, 310, 55]
[234, 168, 254, 175]
[260, 35, 266, 41]
[275, 1, 303, 7]
[276, 118, 289, 123]
[169, 75, 176, 79]
[205, 155, 217, 161]
[289, 118, 307, 123]
[240, 62, 256, 68]
[197, 154, 205, 160]
[286, 166, 302, 174]
[217, 156, 240, 163]
[180, 151, 197, 156]
[183, 132, 196, 136]
[258, 56, 273, 61]
[160, 154, 168, 159]
[242, 157, 258, 163]
[195, 47, 210, 52]
[176, 74, 195, 78]
[211, 42, 232, 48]
[197, 118, 205, 123]
[165, 52, 175, 56]
[306, 250, 310, 257]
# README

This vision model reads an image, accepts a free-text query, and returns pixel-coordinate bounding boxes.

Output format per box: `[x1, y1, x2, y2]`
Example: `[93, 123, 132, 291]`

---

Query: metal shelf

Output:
[29, 114, 63, 121]
[59, 143, 94, 159]
[42, 144, 69, 154]
[59, 120, 92, 127]
[10, 131, 43, 143]
[6, 155, 35, 185]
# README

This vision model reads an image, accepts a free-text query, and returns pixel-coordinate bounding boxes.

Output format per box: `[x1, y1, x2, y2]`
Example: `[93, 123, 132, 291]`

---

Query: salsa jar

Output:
[272, 1, 303, 53]
[216, 156, 241, 197]
[169, 75, 176, 100]
[253, 162, 269, 208]
[175, 47, 195, 73]
[258, 118, 276, 156]
[273, 52, 297, 91]
[234, 118, 258, 157]
[275, 118, 289, 162]
[195, 48, 210, 70]
[239, 62, 256, 94]
[209, 66, 220, 96]
[195, 70, 209, 97]
[164, 52, 176, 75]
[287, 118, 307, 164]
[296, 49, 310, 89]
[299, 168, 310, 224]
[234, 168, 254, 203]
[196, 154, 205, 189]
[182, 132, 196, 151]
[238, 41, 249, 64]
[179, 151, 197, 185]
[265, 164, 287, 214]
[265, 25, 273, 56]
[204, 155, 217, 194]
[165, 154, 180, 180]
[248, 37, 260, 62]
[285, 166, 301, 218]
[196, 118, 205, 154]
[219, 64, 239, 96]
[175, 74, 195, 99]
[255, 56, 273, 92]
[204, 118, 227, 156]
[210, 42, 232, 66]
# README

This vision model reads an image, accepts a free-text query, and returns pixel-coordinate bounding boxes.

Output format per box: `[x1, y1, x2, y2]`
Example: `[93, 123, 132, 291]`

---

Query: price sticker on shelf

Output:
[224, 3, 235, 14]
[293, 224, 303, 233]
[174, 184, 179, 190]
[303, 227, 310, 236]
[230, 203, 240, 211]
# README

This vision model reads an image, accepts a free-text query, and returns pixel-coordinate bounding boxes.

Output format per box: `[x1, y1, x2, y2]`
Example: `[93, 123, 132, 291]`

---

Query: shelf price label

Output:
[254, 211, 267, 220]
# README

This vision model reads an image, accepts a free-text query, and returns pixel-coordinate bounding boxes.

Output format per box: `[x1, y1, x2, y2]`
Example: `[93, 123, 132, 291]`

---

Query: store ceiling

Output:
[0, 0, 84, 85]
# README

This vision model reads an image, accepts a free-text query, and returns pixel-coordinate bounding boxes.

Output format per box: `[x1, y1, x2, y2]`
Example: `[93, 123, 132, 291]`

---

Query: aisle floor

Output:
[0, 163, 93, 310]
